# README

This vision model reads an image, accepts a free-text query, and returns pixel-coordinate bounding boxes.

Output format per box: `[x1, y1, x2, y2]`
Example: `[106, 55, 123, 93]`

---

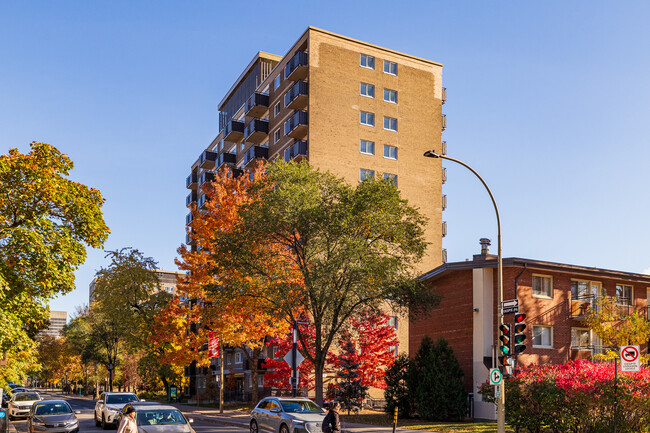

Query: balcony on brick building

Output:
[216, 152, 237, 170]
[224, 119, 245, 143]
[199, 150, 217, 170]
[285, 51, 308, 81]
[244, 119, 269, 144]
[284, 111, 308, 139]
[243, 145, 269, 167]
[186, 192, 197, 207]
[283, 140, 308, 162]
[198, 171, 215, 187]
[244, 92, 270, 118]
[284, 81, 308, 110]
[186, 172, 198, 190]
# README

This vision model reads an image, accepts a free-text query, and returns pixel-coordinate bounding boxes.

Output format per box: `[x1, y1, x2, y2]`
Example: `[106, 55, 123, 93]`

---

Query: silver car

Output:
[131, 405, 196, 433]
[250, 397, 326, 433]
[28, 400, 80, 433]
[8, 391, 42, 420]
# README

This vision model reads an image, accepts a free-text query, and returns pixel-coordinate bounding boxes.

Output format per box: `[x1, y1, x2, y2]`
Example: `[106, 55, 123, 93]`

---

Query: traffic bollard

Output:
[0, 409, 9, 433]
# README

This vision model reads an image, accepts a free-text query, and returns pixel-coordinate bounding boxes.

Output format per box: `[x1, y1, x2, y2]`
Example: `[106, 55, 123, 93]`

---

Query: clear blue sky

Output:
[2, 1, 649, 320]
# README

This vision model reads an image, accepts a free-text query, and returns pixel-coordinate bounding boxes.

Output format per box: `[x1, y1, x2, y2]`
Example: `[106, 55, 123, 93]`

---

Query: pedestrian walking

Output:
[117, 406, 137, 433]
[322, 401, 341, 433]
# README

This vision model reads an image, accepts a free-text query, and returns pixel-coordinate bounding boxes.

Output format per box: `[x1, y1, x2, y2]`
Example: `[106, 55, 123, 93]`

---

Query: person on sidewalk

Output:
[322, 401, 341, 433]
[117, 406, 137, 433]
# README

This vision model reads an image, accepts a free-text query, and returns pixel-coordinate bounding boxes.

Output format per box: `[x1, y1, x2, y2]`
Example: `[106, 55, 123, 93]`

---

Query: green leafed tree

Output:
[384, 353, 413, 418]
[0, 142, 109, 383]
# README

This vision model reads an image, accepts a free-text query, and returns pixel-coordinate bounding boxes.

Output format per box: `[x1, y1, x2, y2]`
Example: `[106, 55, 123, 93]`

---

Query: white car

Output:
[8, 391, 42, 420]
[94, 392, 139, 429]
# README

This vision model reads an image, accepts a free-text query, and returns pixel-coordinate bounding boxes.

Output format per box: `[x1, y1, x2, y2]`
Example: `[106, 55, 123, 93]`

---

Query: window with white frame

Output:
[235, 351, 242, 364]
[532, 325, 553, 348]
[360, 140, 375, 155]
[571, 328, 590, 350]
[360, 83, 375, 98]
[360, 111, 375, 126]
[274, 75, 281, 90]
[532, 275, 553, 298]
[274, 103, 281, 116]
[570, 280, 602, 300]
[360, 169, 375, 181]
[383, 173, 397, 187]
[384, 116, 397, 131]
[384, 88, 397, 103]
[360, 54, 375, 69]
[388, 316, 398, 330]
[616, 284, 633, 306]
[384, 60, 397, 75]
[383, 144, 397, 160]
[274, 129, 281, 143]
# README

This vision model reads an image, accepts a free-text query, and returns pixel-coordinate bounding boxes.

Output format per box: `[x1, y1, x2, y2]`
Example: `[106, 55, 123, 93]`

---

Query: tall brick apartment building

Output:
[411, 240, 650, 419]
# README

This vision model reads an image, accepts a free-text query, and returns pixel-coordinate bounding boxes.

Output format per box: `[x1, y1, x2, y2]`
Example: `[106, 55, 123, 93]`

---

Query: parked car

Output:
[8, 391, 42, 420]
[28, 400, 80, 433]
[128, 404, 195, 433]
[115, 401, 161, 425]
[94, 392, 139, 429]
[1, 391, 10, 408]
[250, 397, 326, 433]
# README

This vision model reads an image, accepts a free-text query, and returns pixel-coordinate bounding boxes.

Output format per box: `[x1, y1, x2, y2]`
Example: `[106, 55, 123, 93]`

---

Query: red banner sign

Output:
[208, 332, 220, 358]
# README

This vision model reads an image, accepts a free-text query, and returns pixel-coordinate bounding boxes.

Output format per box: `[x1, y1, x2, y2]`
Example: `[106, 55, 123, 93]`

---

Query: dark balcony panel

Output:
[229, 168, 244, 178]
[244, 145, 269, 166]
[245, 92, 270, 118]
[216, 152, 237, 169]
[186, 213, 193, 225]
[244, 119, 269, 144]
[186, 192, 197, 207]
[284, 111, 308, 139]
[285, 51, 308, 81]
[186, 233, 196, 246]
[199, 150, 217, 170]
[198, 193, 209, 209]
[198, 171, 215, 186]
[186, 173, 198, 190]
[223, 119, 245, 143]
[285, 81, 308, 110]
[284, 140, 308, 162]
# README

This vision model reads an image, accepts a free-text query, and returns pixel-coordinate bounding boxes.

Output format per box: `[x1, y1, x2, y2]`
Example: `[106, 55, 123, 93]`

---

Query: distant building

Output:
[40, 311, 67, 338]
[88, 269, 186, 304]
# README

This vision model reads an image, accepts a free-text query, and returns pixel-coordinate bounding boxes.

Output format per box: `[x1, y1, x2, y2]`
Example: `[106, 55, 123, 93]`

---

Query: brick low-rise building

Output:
[411, 240, 650, 419]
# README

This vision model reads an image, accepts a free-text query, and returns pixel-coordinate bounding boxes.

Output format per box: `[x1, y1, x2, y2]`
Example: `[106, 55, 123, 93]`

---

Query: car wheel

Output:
[352, 406, 360, 415]
[8, 415, 13, 421]
[279, 424, 289, 433]
[101, 414, 109, 430]
[250, 420, 259, 433]
[95, 412, 101, 427]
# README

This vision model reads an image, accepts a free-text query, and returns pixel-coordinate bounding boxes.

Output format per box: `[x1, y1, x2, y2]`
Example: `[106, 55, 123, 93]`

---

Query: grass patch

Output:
[340, 413, 514, 432]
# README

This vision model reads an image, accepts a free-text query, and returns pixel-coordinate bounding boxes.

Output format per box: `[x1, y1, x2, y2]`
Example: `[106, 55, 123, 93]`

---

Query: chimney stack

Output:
[479, 238, 491, 255]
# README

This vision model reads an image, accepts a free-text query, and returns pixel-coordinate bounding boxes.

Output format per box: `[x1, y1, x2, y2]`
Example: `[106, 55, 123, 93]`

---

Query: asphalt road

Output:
[10, 392, 247, 433]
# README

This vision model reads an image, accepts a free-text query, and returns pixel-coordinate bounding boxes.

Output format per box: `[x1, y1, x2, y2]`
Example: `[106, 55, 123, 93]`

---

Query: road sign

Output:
[620, 345, 640, 372]
[501, 299, 519, 315]
[283, 350, 304, 370]
[489, 368, 503, 385]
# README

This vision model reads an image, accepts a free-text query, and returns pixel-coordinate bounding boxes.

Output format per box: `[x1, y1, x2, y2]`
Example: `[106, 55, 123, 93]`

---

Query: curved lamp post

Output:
[424, 150, 505, 433]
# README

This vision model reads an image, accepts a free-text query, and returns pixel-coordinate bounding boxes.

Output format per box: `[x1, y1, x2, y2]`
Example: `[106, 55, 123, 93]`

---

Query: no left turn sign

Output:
[620, 345, 640, 372]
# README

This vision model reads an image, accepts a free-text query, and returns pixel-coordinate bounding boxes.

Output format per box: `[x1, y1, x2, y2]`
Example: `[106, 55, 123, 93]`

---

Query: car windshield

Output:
[15, 394, 39, 401]
[106, 394, 139, 404]
[35, 403, 72, 416]
[280, 400, 324, 414]
[136, 409, 187, 426]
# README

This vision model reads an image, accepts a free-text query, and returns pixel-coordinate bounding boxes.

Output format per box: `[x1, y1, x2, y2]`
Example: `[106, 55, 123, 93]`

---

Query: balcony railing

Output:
[186, 213, 193, 225]
[284, 81, 308, 110]
[186, 173, 198, 190]
[243, 145, 269, 167]
[569, 294, 641, 320]
[245, 92, 270, 118]
[284, 111, 308, 139]
[186, 192, 197, 207]
[244, 119, 269, 144]
[285, 51, 308, 81]
[198, 150, 217, 170]
[283, 140, 308, 162]
[223, 119, 245, 142]
[216, 152, 237, 170]
[198, 194, 209, 209]
[198, 171, 215, 187]
[442, 114, 447, 131]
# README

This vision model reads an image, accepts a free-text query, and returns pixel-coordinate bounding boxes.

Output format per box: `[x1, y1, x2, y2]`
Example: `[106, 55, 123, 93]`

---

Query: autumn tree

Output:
[334, 336, 368, 413]
[0, 142, 109, 384]
[215, 160, 438, 404]
[263, 323, 317, 392]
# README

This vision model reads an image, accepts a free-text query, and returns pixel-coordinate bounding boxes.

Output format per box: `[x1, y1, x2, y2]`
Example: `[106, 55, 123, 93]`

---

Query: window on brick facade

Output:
[388, 316, 398, 330]
[274, 102, 281, 116]
[571, 328, 591, 350]
[360, 111, 375, 126]
[274, 129, 281, 143]
[360, 169, 375, 181]
[360, 82, 375, 98]
[360, 54, 375, 69]
[532, 325, 553, 348]
[532, 274, 553, 298]
[384, 60, 397, 75]
[235, 351, 242, 364]
[384, 88, 397, 103]
[570, 280, 601, 300]
[383, 173, 397, 187]
[274, 75, 281, 90]
[616, 284, 633, 306]
[384, 116, 397, 131]
[383, 144, 397, 160]
[360, 140, 375, 155]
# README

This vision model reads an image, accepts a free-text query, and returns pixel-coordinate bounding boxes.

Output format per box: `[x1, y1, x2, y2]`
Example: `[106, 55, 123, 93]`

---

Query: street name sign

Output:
[489, 368, 502, 385]
[620, 345, 640, 372]
[501, 299, 519, 315]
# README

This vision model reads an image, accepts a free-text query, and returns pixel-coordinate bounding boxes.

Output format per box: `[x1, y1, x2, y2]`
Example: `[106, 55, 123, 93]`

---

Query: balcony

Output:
[284, 111, 308, 139]
[223, 119, 245, 143]
[186, 233, 196, 246]
[285, 51, 308, 81]
[186, 213, 193, 225]
[186, 192, 197, 207]
[244, 145, 269, 167]
[198, 194, 209, 209]
[216, 152, 237, 170]
[284, 81, 308, 110]
[442, 87, 447, 104]
[244, 119, 269, 144]
[245, 92, 270, 118]
[441, 114, 447, 131]
[283, 140, 308, 162]
[198, 171, 215, 187]
[199, 150, 217, 170]
[186, 173, 198, 190]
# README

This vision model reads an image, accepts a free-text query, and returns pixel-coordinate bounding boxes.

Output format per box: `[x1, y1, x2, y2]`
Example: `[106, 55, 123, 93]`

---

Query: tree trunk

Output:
[314, 356, 325, 406]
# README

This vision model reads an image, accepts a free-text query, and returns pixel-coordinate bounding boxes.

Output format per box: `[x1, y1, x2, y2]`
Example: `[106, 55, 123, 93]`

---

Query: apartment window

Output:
[571, 328, 591, 350]
[360, 83, 375, 98]
[360, 140, 375, 155]
[240, 143, 245, 152]
[384, 60, 397, 75]
[274, 129, 281, 143]
[532, 325, 553, 348]
[274, 75, 281, 90]
[384, 116, 397, 131]
[360, 169, 375, 181]
[258, 375, 264, 387]
[360, 54, 375, 69]
[383, 145, 397, 160]
[384, 88, 397, 103]
[383, 173, 398, 187]
[532, 275, 553, 298]
[360, 111, 375, 126]
[235, 352, 242, 364]
[274, 103, 281, 116]
[571, 280, 601, 300]
[616, 284, 633, 306]
[388, 316, 398, 330]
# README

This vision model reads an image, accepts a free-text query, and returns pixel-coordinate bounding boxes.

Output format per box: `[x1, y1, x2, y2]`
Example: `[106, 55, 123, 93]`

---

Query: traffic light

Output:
[514, 313, 527, 354]
[499, 324, 512, 356]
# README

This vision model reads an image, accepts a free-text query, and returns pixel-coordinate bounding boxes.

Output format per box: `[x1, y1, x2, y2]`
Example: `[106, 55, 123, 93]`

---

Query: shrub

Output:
[384, 353, 412, 418]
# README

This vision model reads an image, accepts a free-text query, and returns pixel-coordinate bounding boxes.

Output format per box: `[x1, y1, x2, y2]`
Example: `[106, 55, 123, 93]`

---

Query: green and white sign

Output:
[489, 368, 503, 385]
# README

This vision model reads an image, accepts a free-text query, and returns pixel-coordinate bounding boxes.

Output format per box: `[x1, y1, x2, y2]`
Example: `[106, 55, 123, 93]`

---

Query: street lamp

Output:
[424, 150, 506, 433]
